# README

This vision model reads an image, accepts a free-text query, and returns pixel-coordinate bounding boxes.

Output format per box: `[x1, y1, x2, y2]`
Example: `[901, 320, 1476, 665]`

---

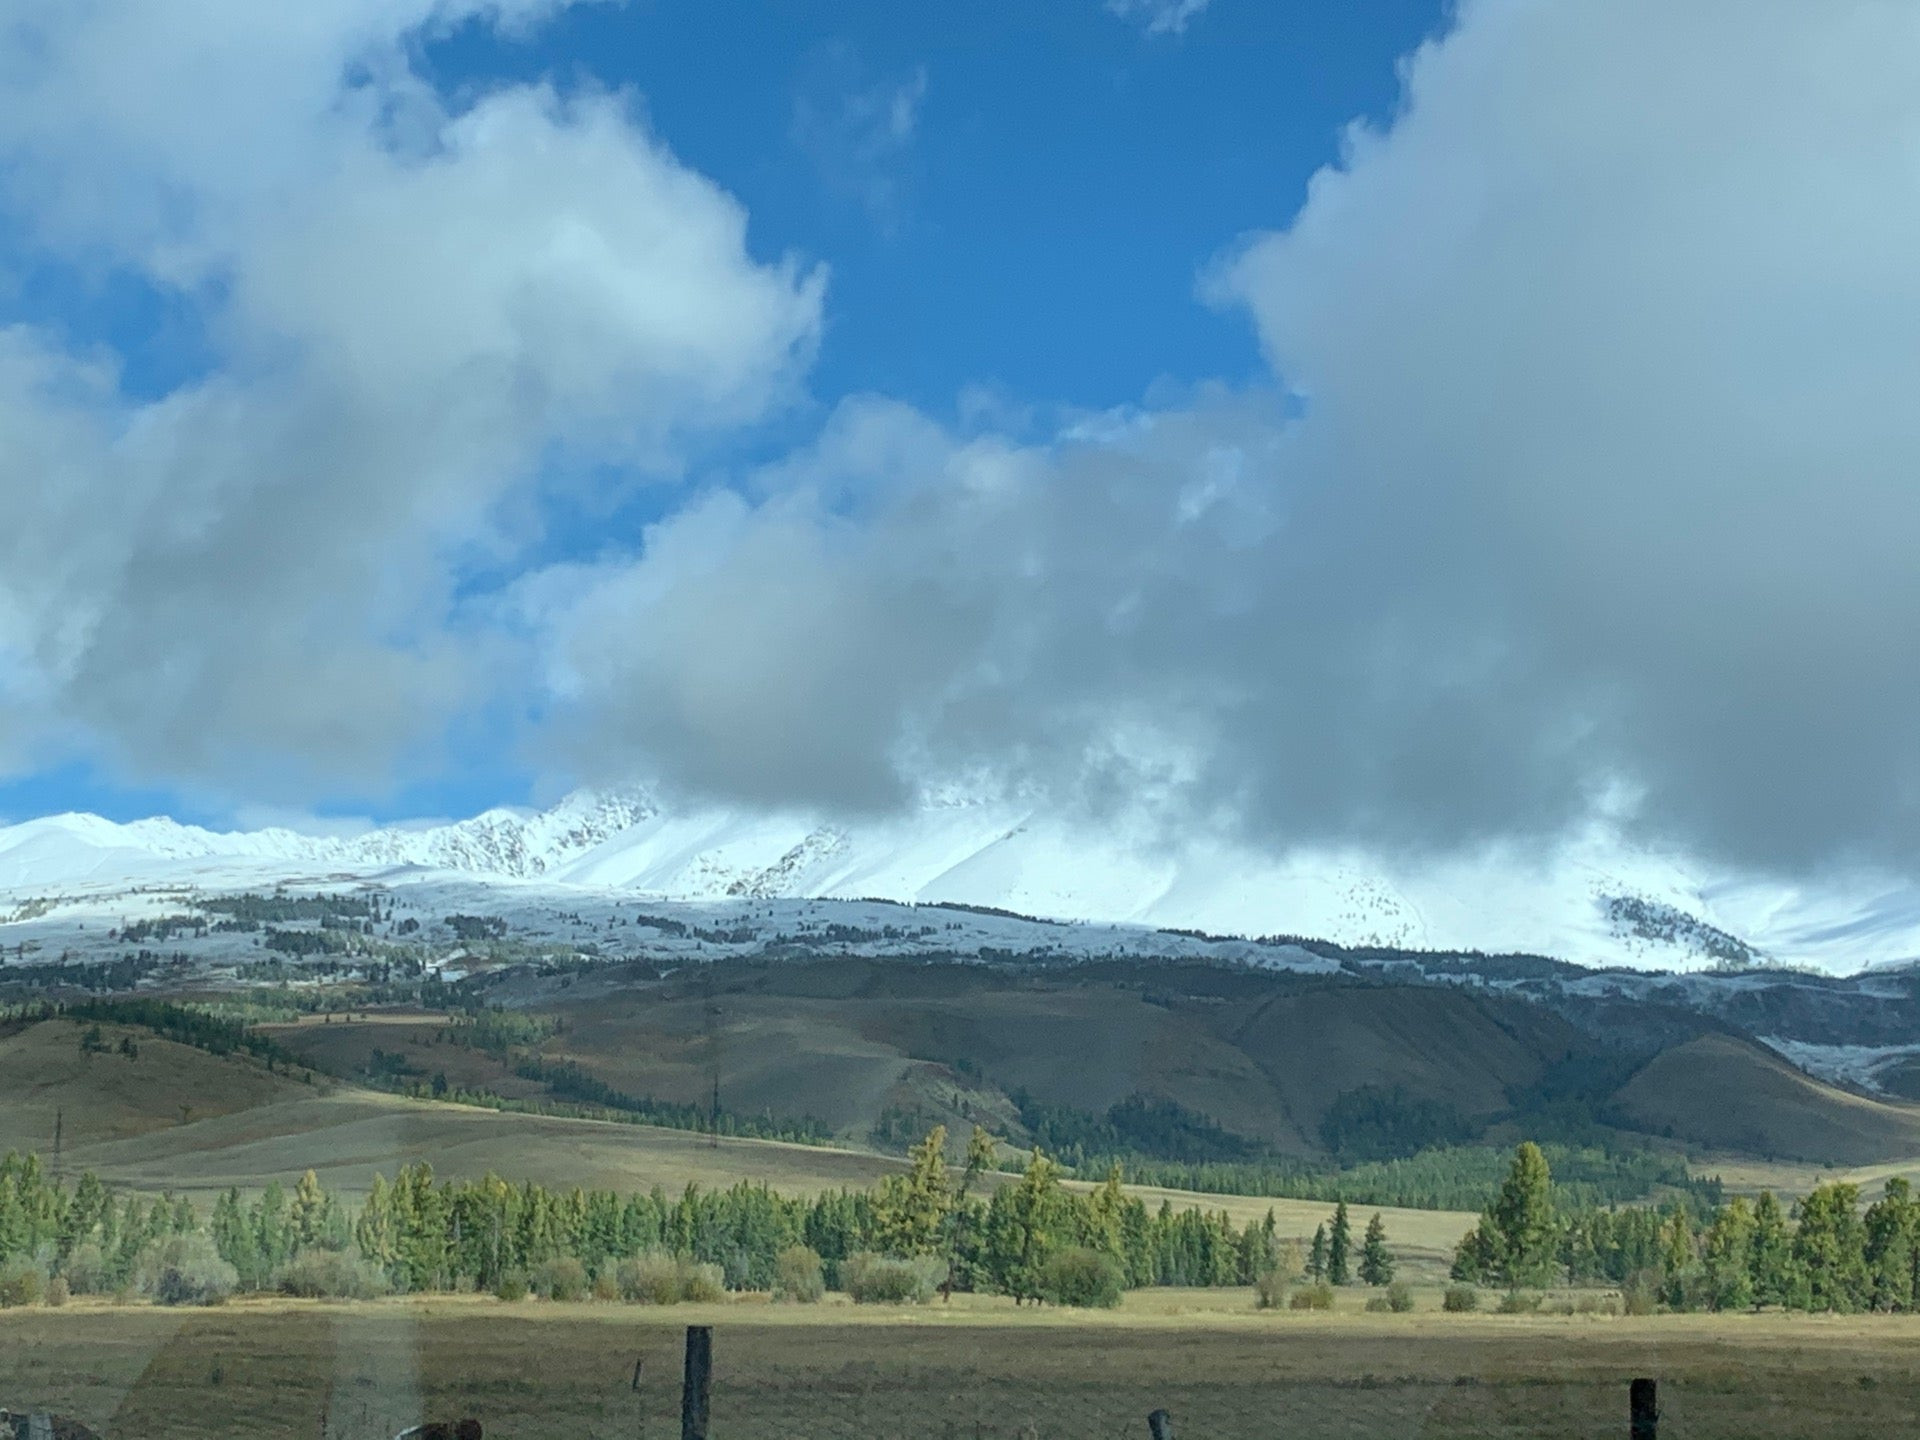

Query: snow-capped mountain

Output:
[2, 786, 1917, 974]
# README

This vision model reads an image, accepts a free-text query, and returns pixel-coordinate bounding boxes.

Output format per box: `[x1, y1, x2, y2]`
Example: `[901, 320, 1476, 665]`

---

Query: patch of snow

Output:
[4, 788, 1920, 975]
[1758, 1037, 1920, 1094]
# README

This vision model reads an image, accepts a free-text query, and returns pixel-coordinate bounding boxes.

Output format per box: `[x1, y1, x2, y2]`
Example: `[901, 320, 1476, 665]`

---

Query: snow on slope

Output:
[0, 790, 655, 887]
[2, 788, 1916, 973]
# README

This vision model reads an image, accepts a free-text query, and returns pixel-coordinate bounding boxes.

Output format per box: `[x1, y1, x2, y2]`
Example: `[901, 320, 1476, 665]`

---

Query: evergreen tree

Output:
[1863, 1178, 1915, 1312]
[1701, 1195, 1755, 1311]
[1793, 1182, 1869, 1313]
[289, 1170, 333, 1250]
[1559, 1216, 1600, 1284]
[1327, 1202, 1353, 1284]
[1241, 1208, 1281, 1281]
[355, 1173, 397, 1275]
[981, 1150, 1066, 1302]
[1307, 1223, 1328, 1281]
[1358, 1211, 1394, 1286]
[57, 1171, 109, 1260]
[1487, 1142, 1556, 1286]
[1658, 1208, 1700, 1311]
[960, 1126, 998, 1199]
[1449, 1220, 1498, 1283]
[211, 1188, 263, 1288]
[871, 1127, 954, 1258]
[1748, 1190, 1797, 1308]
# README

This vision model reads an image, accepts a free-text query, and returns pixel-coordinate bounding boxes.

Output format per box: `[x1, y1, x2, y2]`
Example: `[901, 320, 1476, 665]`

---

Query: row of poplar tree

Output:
[0, 1131, 1381, 1301]
[1452, 1142, 1920, 1312]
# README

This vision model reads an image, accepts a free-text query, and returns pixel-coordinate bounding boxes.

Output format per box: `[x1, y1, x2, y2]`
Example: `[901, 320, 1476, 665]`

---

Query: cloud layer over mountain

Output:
[4, 1, 1920, 884]
[536, 1, 1920, 876]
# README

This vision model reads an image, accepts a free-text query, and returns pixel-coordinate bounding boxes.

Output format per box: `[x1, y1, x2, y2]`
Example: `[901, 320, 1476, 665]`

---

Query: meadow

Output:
[14, 1012, 1920, 1439]
[7, 1289, 1920, 1440]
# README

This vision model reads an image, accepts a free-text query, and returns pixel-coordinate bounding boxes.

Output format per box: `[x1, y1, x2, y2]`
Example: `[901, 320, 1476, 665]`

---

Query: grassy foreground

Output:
[6, 1290, 1920, 1440]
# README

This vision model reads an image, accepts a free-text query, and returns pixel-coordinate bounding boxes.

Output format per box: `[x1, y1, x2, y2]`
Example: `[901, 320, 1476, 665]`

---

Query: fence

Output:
[660, 1327, 1671, 1440]
[9, 1320, 1880, 1440]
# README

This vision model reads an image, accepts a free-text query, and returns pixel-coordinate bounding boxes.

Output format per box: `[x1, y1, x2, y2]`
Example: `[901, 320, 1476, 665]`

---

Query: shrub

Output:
[773, 1245, 825, 1303]
[1622, 1281, 1658, 1316]
[138, 1235, 236, 1307]
[0, 1259, 47, 1308]
[1035, 1247, 1124, 1309]
[1254, 1236, 1304, 1310]
[591, 1270, 621, 1303]
[1442, 1284, 1480, 1313]
[1288, 1282, 1335, 1311]
[1253, 1267, 1291, 1310]
[1364, 1293, 1392, 1312]
[1497, 1290, 1543, 1314]
[275, 1248, 391, 1300]
[618, 1252, 684, 1305]
[530, 1256, 590, 1302]
[494, 1270, 529, 1302]
[62, 1243, 112, 1296]
[841, 1252, 942, 1305]
[44, 1275, 69, 1308]
[1385, 1280, 1415, 1313]
[680, 1262, 725, 1304]
[615, 1252, 725, 1304]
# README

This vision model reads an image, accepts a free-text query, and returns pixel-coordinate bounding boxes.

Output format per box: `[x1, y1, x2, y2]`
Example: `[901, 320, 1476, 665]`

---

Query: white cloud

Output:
[530, 0, 1920, 876]
[791, 48, 929, 229]
[0, 0, 823, 804]
[10, 0, 1920, 887]
[1106, 0, 1214, 38]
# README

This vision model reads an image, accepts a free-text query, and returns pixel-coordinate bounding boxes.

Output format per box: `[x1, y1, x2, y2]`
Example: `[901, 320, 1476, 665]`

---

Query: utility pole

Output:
[702, 973, 720, 1149]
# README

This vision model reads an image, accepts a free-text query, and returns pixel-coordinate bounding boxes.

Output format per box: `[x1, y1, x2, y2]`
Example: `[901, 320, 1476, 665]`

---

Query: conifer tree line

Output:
[0, 1129, 1397, 1307]
[1450, 1142, 1920, 1312]
[13, 1133, 1917, 1314]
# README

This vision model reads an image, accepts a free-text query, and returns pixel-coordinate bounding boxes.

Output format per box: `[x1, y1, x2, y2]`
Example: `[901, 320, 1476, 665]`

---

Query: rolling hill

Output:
[0, 1016, 319, 1156]
[1608, 1033, 1920, 1165]
[249, 956, 1920, 1172]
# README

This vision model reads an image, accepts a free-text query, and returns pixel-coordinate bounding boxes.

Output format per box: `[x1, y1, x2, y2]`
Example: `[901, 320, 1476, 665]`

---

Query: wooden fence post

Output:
[681, 1326, 712, 1440]
[1146, 1408, 1174, 1440]
[1630, 1378, 1657, 1440]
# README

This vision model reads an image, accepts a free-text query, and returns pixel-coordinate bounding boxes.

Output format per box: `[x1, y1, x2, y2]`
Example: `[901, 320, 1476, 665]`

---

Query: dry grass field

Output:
[0, 1011, 1467, 1265]
[6, 1291, 1920, 1440]
[0, 1017, 320, 1154]
[12, 1008, 1920, 1437]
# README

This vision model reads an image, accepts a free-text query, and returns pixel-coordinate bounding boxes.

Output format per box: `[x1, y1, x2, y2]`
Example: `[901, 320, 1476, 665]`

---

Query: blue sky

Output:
[0, 0, 1446, 828]
[4, 1, 1917, 881]
[420, 0, 1445, 413]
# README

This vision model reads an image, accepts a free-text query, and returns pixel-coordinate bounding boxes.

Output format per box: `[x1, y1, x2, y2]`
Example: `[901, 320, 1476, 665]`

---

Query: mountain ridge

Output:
[4, 787, 1919, 975]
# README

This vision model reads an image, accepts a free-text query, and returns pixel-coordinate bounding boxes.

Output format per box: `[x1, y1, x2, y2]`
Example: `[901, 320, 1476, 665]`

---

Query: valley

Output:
[8, 836, 1920, 1439]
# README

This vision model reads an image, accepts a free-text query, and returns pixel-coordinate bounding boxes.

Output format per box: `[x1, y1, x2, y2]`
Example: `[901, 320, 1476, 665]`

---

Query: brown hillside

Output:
[1609, 1033, 1920, 1165]
[1222, 986, 1583, 1137]
[268, 970, 1589, 1157]
[259, 963, 1920, 1169]
[0, 1017, 312, 1155]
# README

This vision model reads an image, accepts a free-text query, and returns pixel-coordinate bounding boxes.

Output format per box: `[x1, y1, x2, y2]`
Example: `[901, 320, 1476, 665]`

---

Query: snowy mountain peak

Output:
[1, 787, 1915, 974]
[0, 787, 662, 885]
